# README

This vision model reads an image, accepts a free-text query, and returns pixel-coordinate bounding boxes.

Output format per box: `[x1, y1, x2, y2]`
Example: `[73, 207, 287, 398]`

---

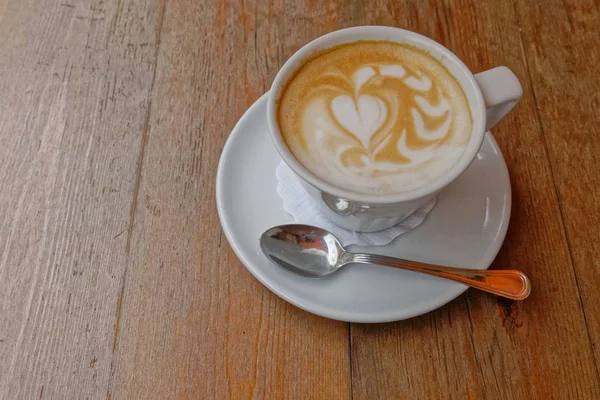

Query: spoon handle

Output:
[351, 253, 531, 300]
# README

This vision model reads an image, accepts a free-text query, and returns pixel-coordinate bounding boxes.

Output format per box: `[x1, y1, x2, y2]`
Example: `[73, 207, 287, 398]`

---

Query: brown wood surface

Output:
[0, 1, 598, 399]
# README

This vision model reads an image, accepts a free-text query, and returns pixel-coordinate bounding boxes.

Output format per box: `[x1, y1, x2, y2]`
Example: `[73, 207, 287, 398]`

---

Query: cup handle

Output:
[474, 66, 523, 131]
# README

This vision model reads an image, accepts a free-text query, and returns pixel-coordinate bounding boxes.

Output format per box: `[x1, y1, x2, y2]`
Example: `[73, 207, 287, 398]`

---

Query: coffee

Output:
[277, 41, 473, 195]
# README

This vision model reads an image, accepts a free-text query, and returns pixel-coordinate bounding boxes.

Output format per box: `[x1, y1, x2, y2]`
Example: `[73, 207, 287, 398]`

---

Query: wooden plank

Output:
[0, 0, 163, 399]
[2, 1, 598, 398]
[106, 1, 350, 398]
[349, 0, 600, 398]
[514, 0, 600, 370]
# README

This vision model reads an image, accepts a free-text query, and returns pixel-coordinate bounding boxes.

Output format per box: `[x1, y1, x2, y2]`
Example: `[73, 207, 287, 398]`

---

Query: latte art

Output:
[278, 41, 473, 194]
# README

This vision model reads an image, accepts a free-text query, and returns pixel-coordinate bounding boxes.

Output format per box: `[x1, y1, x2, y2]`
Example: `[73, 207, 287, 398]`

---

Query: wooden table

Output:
[1, 1, 599, 398]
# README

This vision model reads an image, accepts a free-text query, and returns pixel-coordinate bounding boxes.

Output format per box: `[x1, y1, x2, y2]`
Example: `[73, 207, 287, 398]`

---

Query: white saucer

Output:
[216, 93, 511, 323]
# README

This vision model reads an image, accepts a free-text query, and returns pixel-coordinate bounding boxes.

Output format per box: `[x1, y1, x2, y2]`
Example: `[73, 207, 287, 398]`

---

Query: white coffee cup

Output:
[267, 26, 522, 232]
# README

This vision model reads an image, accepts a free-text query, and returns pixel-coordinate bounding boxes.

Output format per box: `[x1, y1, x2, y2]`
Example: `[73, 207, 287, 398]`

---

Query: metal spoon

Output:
[260, 224, 531, 300]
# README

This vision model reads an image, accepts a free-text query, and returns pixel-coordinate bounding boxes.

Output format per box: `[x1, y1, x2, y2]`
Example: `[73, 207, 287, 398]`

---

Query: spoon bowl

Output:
[260, 225, 346, 277]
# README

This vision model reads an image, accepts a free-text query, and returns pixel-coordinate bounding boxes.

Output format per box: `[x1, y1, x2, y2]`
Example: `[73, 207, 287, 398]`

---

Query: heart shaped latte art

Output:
[330, 94, 387, 149]
[277, 42, 474, 195]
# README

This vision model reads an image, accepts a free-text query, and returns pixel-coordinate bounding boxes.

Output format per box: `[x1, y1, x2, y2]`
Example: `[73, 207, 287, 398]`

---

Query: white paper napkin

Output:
[276, 162, 436, 247]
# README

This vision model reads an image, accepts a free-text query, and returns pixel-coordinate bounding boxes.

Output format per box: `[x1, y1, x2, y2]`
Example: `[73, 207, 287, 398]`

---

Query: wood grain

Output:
[0, 0, 163, 398]
[105, 1, 349, 398]
[514, 0, 600, 369]
[1, 0, 599, 399]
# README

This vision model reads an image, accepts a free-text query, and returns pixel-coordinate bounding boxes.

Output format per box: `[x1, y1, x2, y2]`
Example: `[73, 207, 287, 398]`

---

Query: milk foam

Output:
[278, 41, 473, 195]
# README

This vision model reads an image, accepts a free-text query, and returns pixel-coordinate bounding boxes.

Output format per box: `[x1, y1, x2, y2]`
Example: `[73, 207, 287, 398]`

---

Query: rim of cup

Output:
[267, 26, 486, 205]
